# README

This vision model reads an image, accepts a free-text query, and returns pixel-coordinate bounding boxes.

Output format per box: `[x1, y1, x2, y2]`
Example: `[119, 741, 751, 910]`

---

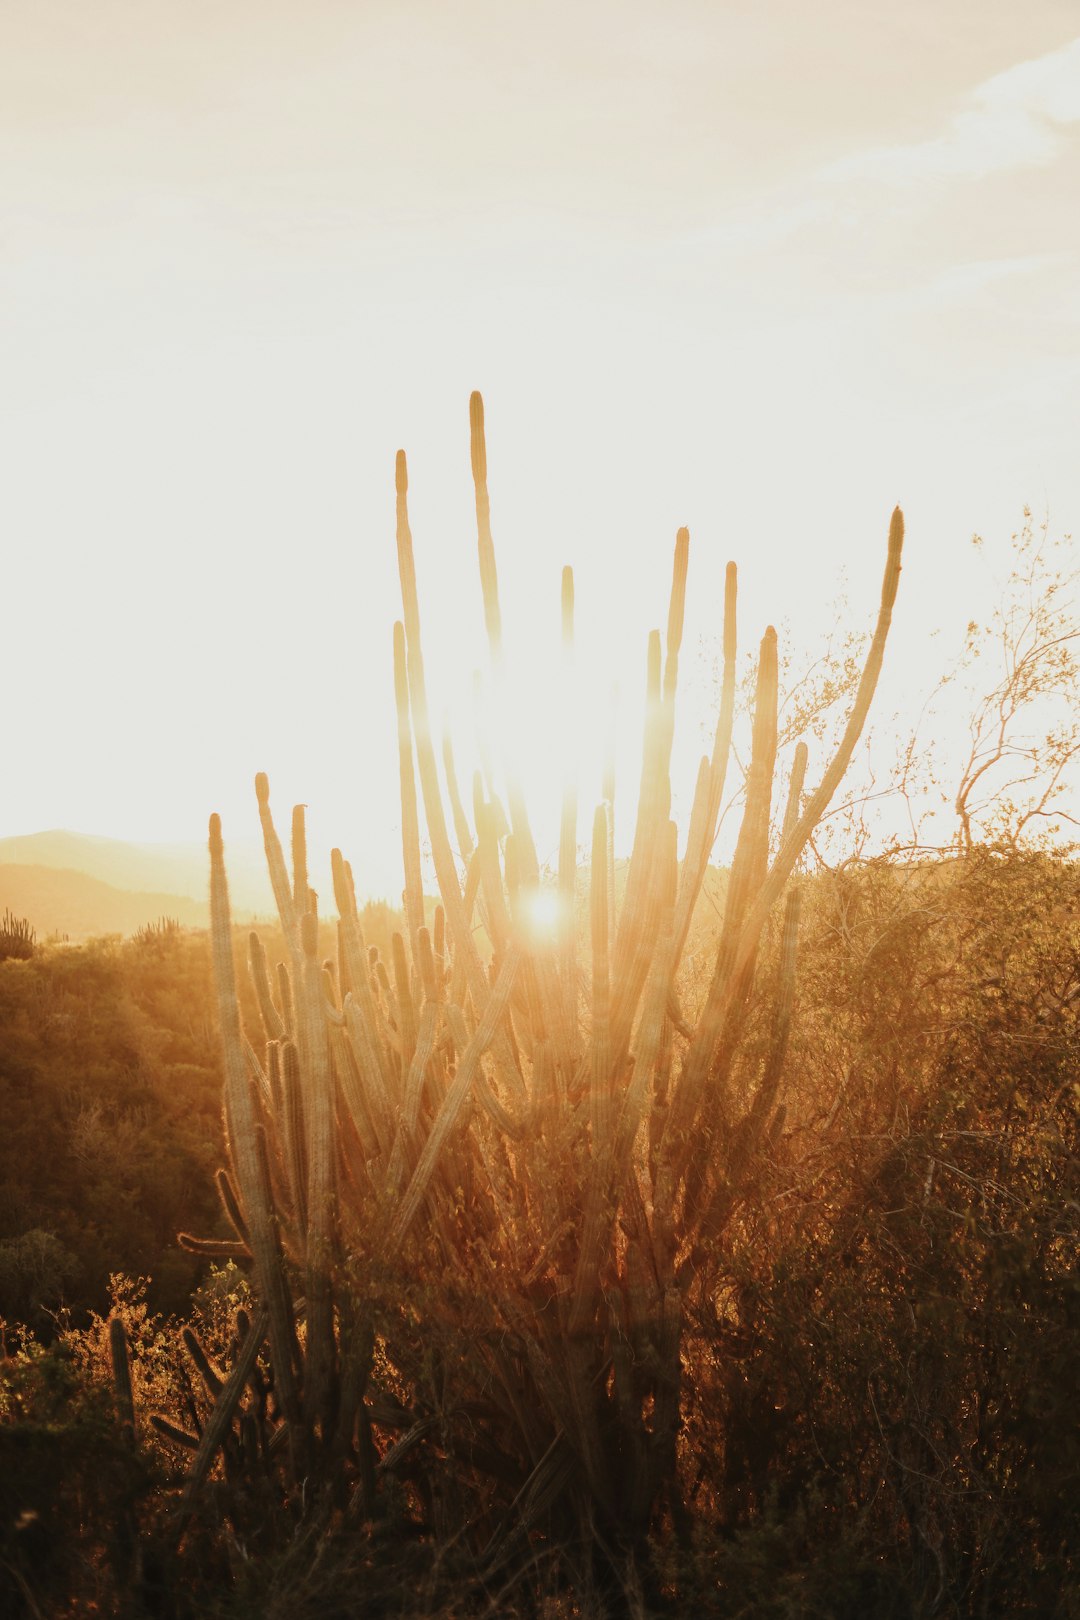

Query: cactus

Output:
[0, 908, 35, 961]
[208, 813, 304, 1471]
[248, 930, 285, 1041]
[134, 914, 181, 948]
[394, 620, 426, 953]
[109, 1316, 135, 1436]
[559, 565, 578, 1030]
[191, 393, 903, 1577]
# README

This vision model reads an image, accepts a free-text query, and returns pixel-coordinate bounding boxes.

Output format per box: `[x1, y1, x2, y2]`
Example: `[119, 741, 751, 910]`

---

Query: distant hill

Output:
[0, 830, 731, 948]
[0, 863, 209, 941]
[0, 829, 273, 917]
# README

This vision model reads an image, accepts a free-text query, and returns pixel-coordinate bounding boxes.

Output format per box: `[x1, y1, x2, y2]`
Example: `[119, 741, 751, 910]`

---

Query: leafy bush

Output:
[0, 1321, 154, 1618]
[0, 933, 226, 1319]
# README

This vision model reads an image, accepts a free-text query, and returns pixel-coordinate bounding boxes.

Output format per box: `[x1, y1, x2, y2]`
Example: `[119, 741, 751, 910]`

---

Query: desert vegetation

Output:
[1, 399, 1077, 1619]
[0, 910, 35, 963]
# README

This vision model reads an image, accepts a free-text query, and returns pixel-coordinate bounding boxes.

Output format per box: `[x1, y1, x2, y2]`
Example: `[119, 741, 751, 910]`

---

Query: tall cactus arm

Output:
[692, 741, 809, 1253]
[663, 526, 690, 705]
[469, 389, 503, 655]
[249, 931, 285, 1041]
[280, 1040, 309, 1240]
[209, 813, 304, 1462]
[613, 819, 678, 1184]
[615, 529, 687, 995]
[588, 803, 613, 1153]
[331, 848, 397, 1123]
[299, 909, 338, 1433]
[748, 744, 805, 1136]
[670, 507, 904, 1178]
[173, 1309, 269, 1540]
[559, 565, 578, 1027]
[109, 1317, 135, 1436]
[391, 930, 418, 1069]
[659, 625, 779, 1174]
[394, 620, 426, 951]
[672, 561, 738, 968]
[387, 940, 523, 1256]
[708, 561, 739, 830]
[395, 448, 527, 1100]
[254, 774, 300, 960]
[442, 722, 475, 862]
[291, 804, 309, 919]
[474, 779, 512, 957]
[275, 960, 294, 1038]
[615, 631, 663, 984]
[468, 391, 542, 879]
[394, 451, 486, 987]
[215, 1167, 252, 1249]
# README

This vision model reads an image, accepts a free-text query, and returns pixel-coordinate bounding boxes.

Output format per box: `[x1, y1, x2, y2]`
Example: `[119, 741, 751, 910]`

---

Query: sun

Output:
[517, 886, 564, 944]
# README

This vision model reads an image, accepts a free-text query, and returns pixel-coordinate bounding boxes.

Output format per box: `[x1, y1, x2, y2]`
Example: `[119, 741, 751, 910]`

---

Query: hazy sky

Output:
[2, 3, 1078, 895]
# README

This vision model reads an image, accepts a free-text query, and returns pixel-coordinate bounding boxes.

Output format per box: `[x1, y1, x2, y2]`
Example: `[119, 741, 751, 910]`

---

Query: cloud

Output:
[824, 35, 1080, 187]
[676, 38, 1080, 276]
[895, 252, 1070, 315]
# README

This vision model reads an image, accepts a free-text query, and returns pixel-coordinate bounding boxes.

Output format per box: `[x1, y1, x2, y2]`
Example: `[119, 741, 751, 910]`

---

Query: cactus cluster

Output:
[0, 908, 35, 961]
[123, 395, 903, 1576]
[134, 915, 182, 949]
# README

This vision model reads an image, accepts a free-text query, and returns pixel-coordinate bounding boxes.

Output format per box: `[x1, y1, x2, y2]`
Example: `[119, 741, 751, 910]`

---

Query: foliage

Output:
[0, 931, 225, 1320]
[0, 1228, 78, 1333]
[3, 850, 1075, 1616]
[0, 909, 411, 1329]
[1, 403, 1076, 1616]
[675, 846, 1080, 1617]
[0, 1318, 155, 1618]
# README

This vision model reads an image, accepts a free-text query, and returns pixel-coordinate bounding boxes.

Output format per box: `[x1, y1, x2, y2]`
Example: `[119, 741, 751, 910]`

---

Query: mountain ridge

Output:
[0, 862, 212, 941]
[0, 828, 273, 916]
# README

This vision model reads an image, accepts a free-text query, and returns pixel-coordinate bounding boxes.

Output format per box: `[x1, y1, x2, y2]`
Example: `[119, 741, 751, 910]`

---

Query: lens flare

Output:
[519, 887, 563, 943]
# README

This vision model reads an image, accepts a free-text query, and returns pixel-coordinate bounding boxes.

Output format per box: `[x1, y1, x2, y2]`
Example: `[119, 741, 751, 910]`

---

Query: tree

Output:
[954, 510, 1079, 852]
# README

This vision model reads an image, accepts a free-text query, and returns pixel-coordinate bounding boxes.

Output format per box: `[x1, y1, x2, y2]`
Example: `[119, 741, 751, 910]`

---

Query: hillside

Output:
[0, 829, 273, 917]
[0, 863, 208, 941]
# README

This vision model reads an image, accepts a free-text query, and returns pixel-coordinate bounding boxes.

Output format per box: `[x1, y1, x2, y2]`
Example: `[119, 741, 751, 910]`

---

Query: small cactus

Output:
[0, 908, 35, 961]
[133, 914, 180, 949]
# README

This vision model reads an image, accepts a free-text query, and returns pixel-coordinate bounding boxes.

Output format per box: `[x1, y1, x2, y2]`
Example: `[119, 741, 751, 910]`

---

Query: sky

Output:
[2, 2, 1078, 897]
